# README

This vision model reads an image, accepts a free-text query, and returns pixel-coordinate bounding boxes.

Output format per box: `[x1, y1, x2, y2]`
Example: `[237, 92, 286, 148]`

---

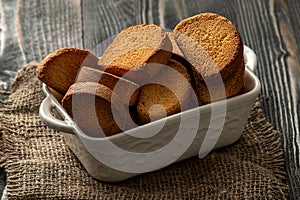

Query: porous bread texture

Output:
[167, 32, 199, 103]
[36, 48, 100, 94]
[38, 15, 247, 137]
[76, 67, 140, 106]
[137, 59, 192, 124]
[167, 32, 184, 58]
[98, 24, 173, 83]
[238, 81, 247, 95]
[198, 61, 245, 103]
[62, 82, 134, 137]
[174, 13, 244, 82]
[48, 87, 64, 102]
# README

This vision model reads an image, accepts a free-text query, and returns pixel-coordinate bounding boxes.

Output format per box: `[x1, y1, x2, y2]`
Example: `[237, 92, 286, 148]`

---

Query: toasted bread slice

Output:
[174, 13, 244, 82]
[136, 59, 192, 124]
[48, 87, 64, 102]
[167, 32, 199, 101]
[76, 67, 140, 106]
[238, 81, 247, 95]
[198, 61, 245, 104]
[62, 82, 134, 137]
[167, 32, 184, 58]
[98, 24, 172, 83]
[36, 48, 100, 94]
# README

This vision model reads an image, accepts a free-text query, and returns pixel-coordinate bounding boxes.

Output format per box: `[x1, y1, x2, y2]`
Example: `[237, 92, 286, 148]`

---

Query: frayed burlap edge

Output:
[244, 101, 286, 180]
[0, 62, 39, 166]
[0, 63, 288, 199]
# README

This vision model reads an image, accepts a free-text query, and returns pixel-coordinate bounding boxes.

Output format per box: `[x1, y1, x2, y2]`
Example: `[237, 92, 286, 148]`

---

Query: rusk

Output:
[98, 24, 172, 83]
[136, 59, 192, 124]
[36, 48, 100, 94]
[48, 87, 64, 102]
[174, 13, 244, 81]
[62, 82, 134, 137]
[76, 67, 140, 106]
[167, 32, 184, 58]
[198, 61, 245, 103]
[167, 32, 199, 101]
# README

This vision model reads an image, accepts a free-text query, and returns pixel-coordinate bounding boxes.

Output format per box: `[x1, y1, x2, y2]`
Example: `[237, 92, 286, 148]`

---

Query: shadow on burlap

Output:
[0, 64, 288, 199]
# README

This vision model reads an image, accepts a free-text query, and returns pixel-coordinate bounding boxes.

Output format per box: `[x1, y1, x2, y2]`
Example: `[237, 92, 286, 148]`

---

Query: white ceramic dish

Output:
[39, 45, 260, 182]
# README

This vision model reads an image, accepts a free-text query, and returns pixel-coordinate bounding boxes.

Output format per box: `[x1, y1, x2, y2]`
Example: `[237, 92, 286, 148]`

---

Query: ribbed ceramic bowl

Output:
[39, 46, 260, 182]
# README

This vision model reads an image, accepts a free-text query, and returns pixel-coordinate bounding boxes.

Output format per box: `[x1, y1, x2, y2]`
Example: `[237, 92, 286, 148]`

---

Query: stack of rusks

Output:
[37, 13, 245, 137]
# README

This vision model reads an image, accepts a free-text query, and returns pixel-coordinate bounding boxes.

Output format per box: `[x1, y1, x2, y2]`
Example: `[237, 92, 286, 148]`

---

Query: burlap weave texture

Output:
[0, 63, 287, 199]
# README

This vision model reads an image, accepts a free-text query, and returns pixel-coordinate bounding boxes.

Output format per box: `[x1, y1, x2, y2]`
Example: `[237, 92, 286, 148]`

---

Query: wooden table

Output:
[0, 0, 299, 199]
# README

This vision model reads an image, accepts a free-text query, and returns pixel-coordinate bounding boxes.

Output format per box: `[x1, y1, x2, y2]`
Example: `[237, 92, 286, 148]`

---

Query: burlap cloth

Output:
[0, 63, 288, 199]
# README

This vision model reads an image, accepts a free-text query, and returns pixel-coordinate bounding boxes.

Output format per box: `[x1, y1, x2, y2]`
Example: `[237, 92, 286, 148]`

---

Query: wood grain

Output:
[17, 0, 83, 62]
[0, 0, 299, 199]
[82, 0, 162, 53]
[160, 0, 181, 29]
[182, 0, 300, 198]
[0, 0, 26, 94]
[82, 0, 132, 51]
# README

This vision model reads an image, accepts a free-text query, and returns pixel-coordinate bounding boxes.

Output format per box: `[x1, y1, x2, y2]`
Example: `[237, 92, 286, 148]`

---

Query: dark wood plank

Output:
[133, 0, 160, 26]
[0, 0, 24, 195]
[182, 0, 300, 198]
[275, 1, 300, 197]
[286, 0, 300, 61]
[18, 0, 83, 62]
[82, 0, 133, 54]
[161, 0, 182, 29]
[0, 0, 298, 198]
[82, 0, 162, 53]
[0, 0, 26, 95]
[0, 168, 5, 198]
[0, 0, 84, 197]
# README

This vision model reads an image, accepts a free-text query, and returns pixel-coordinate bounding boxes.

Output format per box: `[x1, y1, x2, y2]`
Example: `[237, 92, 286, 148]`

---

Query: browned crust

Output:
[174, 13, 244, 82]
[167, 31, 196, 81]
[48, 87, 64, 102]
[62, 82, 134, 137]
[136, 59, 192, 124]
[62, 82, 124, 114]
[76, 67, 140, 106]
[197, 60, 245, 104]
[237, 76, 247, 95]
[167, 32, 184, 57]
[98, 24, 173, 83]
[36, 48, 100, 94]
[103, 48, 173, 84]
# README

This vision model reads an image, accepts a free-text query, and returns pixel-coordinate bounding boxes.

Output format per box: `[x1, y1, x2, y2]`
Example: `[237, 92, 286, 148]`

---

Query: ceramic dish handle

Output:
[40, 86, 74, 133]
[244, 45, 257, 72]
